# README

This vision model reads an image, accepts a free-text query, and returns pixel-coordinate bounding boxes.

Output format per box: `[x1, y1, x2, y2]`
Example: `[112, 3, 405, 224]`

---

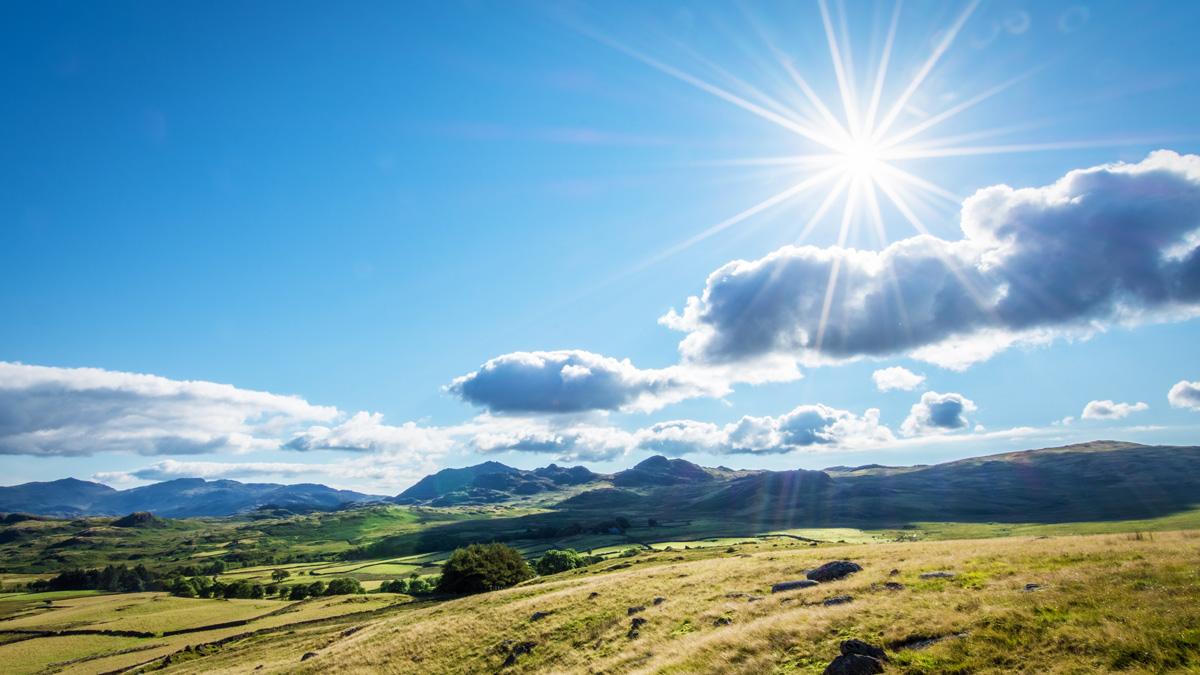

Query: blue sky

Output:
[2, 0, 1199, 492]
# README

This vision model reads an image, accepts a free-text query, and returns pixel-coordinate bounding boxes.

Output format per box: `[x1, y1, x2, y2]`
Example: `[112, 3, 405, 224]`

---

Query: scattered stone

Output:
[340, 626, 362, 637]
[652, 596, 666, 605]
[772, 579, 819, 593]
[822, 654, 884, 675]
[841, 639, 888, 662]
[807, 560, 863, 582]
[530, 611, 553, 621]
[627, 617, 647, 638]
[1023, 583, 1042, 592]
[888, 568, 900, 577]
[919, 571, 956, 579]
[300, 652, 318, 661]
[713, 616, 733, 626]
[501, 641, 536, 668]
[823, 594, 853, 606]
[883, 582, 905, 591]
[627, 605, 646, 615]
[587, 592, 600, 599]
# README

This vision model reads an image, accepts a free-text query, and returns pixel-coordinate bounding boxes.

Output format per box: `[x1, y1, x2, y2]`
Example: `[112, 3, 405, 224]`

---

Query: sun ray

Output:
[779, 60, 854, 144]
[589, 32, 844, 150]
[863, 181, 914, 342]
[872, 0, 981, 143]
[636, 166, 843, 272]
[876, 163, 961, 204]
[875, 177, 997, 316]
[814, 180, 860, 352]
[793, 173, 853, 245]
[881, 69, 1038, 150]
[862, 0, 903, 135]
[886, 136, 1194, 160]
[818, 0, 861, 137]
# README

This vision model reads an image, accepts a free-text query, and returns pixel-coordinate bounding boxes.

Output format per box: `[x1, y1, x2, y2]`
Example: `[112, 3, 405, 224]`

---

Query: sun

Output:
[837, 136, 885, 180]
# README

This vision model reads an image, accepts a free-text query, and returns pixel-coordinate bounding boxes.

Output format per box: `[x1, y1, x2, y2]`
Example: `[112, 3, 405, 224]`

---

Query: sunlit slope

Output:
[158, 531, 1200, 674]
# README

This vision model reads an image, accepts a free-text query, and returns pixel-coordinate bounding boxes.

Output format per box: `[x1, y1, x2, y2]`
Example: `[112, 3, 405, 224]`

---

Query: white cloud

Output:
[872, 366, 926, 392]
[1168, 379, 1200, 411]
[901, 391, 977, 436]
[446, 349, 733, 414]
[0, 362, 338, 457]
[92, 457, 431, 494]
[638, 404, 894, 455]
[284, 411, 455, 461]
[1081, 399, 1149, 420]
[662, 151, 1200, 371]
[466, 415, 637, 462]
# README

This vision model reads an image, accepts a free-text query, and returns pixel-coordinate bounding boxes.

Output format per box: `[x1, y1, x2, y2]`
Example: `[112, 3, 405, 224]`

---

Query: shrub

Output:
[307, 581, 326, 597]
[437, 543, 533, 595]
[535, 549, 586, 575]
[380, 579, 408, 593]
[169, 577, 197, 598]
[324, 577, 365, 595]
[407, 577, 434, 594]
[288, 585, 309, 600]
[271, 569, 290, 582]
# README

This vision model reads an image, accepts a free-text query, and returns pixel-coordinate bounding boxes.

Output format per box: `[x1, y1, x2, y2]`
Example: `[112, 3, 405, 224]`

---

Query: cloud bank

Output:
[0, 362, 339, 457]
[662, 151, 1200, 370]
[1081, 399, 1148, 420]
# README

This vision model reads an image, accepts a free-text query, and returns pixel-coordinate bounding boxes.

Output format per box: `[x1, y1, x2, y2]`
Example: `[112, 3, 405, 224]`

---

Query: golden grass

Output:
[160, 530, 1200, 674]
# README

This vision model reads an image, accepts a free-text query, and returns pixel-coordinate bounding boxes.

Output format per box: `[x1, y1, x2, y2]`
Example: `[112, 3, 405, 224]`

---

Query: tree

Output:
[288, 585, 308, 600]
[535, 549, 586, 575]
[271, 569, 290, 582]
[323, 578, 364, 595]
[307, 581, 326, 597]
[406, 577, 433, 594]
[437, 543, 533, 595]
[169, 577, 197, 598]
[380, 579, 408, 593]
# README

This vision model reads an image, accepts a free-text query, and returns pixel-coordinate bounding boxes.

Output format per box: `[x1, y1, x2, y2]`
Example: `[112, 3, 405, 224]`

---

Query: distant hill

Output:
[611, 455, 715, 487]
[0, 477, 380, 518]
[392, 461, 601, 506]
[0, 478, 117, 516]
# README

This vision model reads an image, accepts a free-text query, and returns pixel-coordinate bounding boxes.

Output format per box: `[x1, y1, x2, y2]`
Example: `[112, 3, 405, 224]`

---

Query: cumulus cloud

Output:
[1081, 399, 1149, 420]
[872, 366, 926, 392]
[901, 391, 977, 436]
[466, 415, 636, 462]
[1168, 379, 1200, 411]
[446, 350, 729, 414]
[92, 457, 431, 493]
[0, 362, 339, 457]
[284, 411, 455, 459]
[638, 404, 894, 455]
[663, 151, 1200, 370]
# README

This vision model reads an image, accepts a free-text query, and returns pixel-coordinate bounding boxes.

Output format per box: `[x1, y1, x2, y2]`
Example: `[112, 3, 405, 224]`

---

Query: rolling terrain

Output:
[2, 440, 1200, 673]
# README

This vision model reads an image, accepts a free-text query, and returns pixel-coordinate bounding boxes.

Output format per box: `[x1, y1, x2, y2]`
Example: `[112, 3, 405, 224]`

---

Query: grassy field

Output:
[157, 530, 1200, 674]
[3, 529, 1198, 673]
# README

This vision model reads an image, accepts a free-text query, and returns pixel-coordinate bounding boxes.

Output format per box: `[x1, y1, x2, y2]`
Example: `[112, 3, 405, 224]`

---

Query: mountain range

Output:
[0, 477, 379, 518]
[3, 440, 1199, 522]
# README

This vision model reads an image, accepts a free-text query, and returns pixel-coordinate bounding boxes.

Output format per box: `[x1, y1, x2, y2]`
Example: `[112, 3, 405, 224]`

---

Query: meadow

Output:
[2, 527, 1199, 673]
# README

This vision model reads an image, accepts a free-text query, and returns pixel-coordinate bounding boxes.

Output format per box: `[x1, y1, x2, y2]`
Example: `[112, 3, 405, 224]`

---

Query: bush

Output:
[271, 569, 290, 582]
[437, 543, 533, 595]
[380, 579, 408, 594]
[535, 549, 586, 575]
[307, 581, 326, 597]
[324, 577, 364, 595]
[288, 584, 309, 600]
[169, 577, 197, 598]
[407, 577, 434, 594]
